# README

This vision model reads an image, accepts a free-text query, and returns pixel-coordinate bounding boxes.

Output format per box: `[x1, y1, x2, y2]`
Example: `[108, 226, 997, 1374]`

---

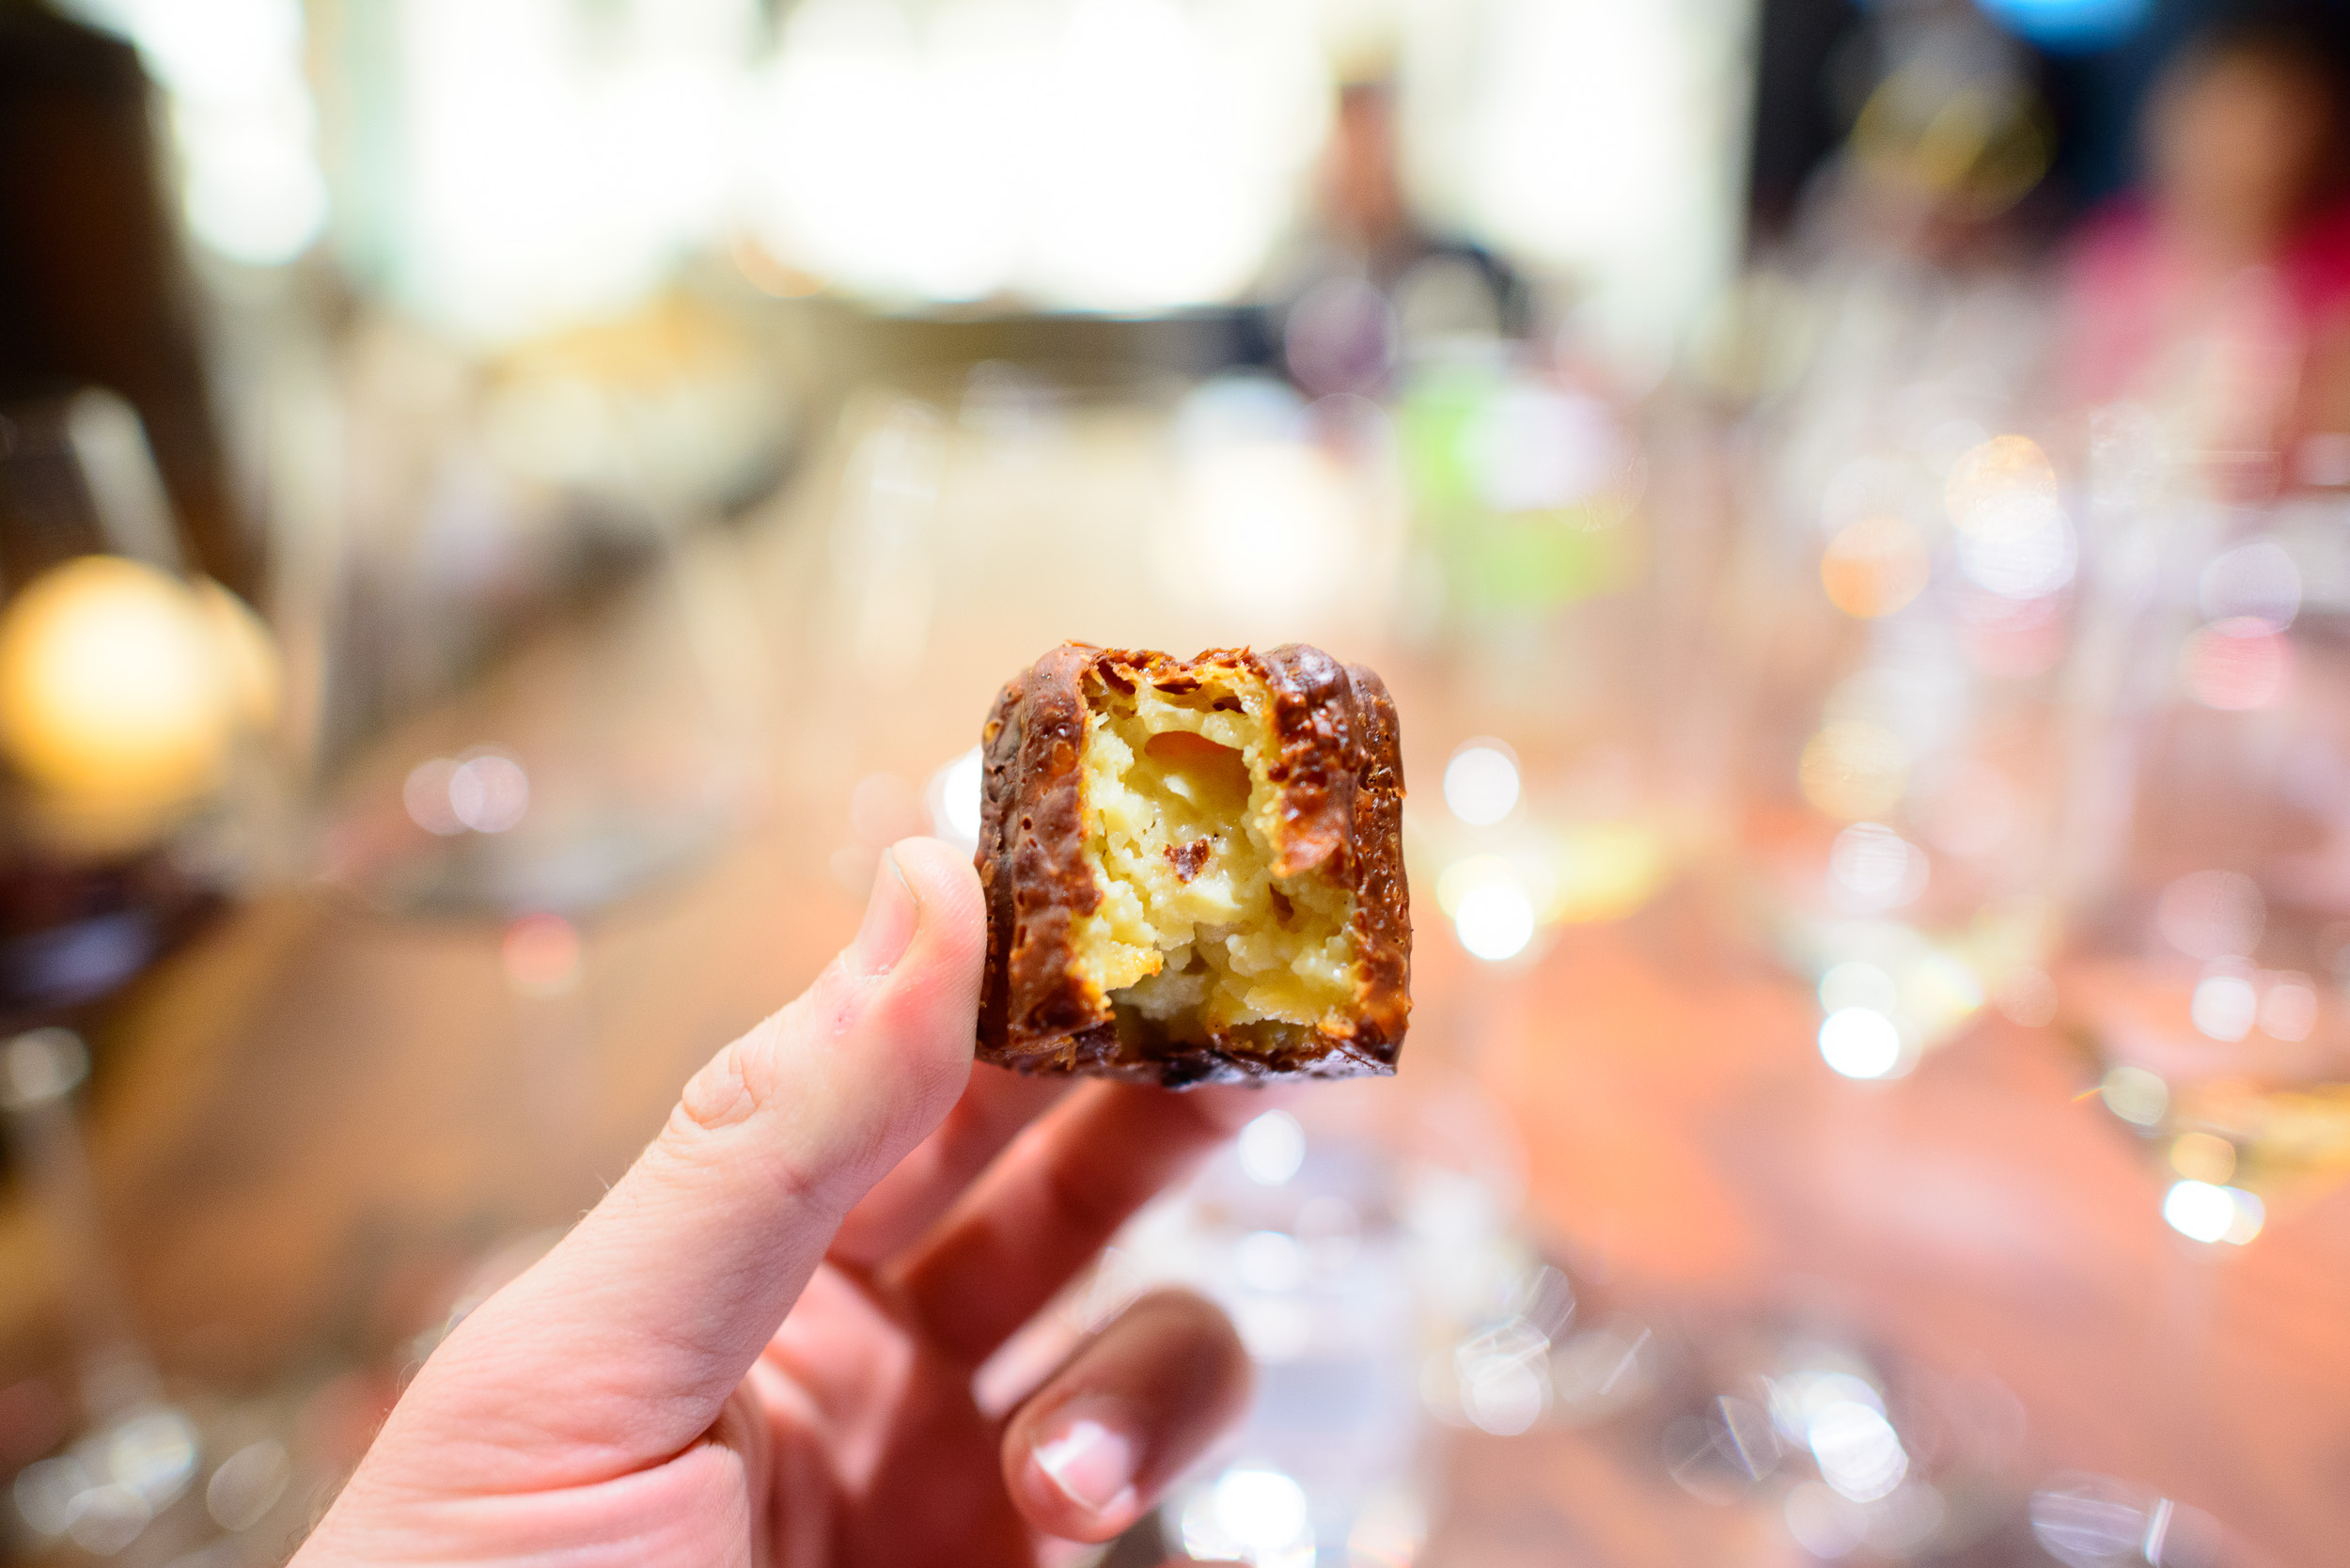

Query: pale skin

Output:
[295, 838, 1255, 1567]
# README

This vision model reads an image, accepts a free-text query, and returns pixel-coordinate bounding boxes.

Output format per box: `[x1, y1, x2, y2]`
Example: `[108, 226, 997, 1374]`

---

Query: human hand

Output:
[294, 838, 1255, 1567]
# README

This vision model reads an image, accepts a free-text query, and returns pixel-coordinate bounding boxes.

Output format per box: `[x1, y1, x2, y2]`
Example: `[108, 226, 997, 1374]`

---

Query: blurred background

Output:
[3, 0, 2350, 1561]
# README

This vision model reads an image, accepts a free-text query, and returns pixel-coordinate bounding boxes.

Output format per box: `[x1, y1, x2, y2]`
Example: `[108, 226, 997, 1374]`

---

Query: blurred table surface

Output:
[4, 388, 2349, 1567]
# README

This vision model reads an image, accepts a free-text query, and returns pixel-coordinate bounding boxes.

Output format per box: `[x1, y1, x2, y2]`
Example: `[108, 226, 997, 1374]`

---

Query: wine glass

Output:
[4, 1027, 333, 1566]
[2063, 492, 2350, 1242]
[1725, 317, 2087, 1080]
[0, 388, 280, 1038]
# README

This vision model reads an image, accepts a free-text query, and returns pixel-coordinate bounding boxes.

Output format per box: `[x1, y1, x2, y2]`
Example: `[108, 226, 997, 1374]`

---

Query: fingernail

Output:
[850, 848, 918, 976]
[1029, 1412, 1138, 1521]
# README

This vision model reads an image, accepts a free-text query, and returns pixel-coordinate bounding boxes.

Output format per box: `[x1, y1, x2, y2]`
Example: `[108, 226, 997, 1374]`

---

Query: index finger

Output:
[886, 1081, 1270, 1363]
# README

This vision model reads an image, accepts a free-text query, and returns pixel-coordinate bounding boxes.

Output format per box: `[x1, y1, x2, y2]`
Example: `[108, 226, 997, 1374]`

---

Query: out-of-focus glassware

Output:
[765, 359, 1412, 902]
[1069, 1079, 1552, 1568]
[1700, 15, 2096, 1080]
[296, 306, 775, 917]
[1073, 1079, 2111, 1566]
[3, 1028, 325, 1567]
[2062, 492, 2350, 1240]
[1735, 423, 2092, 1080]
[1393, 344, 1729, 973]
[0, 391, 280, 1034]
[1715, 123, 2093, 1074]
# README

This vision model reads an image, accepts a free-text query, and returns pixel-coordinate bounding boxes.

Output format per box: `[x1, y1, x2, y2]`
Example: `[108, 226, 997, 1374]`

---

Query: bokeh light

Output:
[2182, 619, 2291, 711]
[1237, 1109, 1305, 1186]
[1827, 822, 1928, 911]
[1944, 434, 2057, 522]
[2099, 1066, 2169, 1127]
[2162, 1180, 2263, 1245]
[1459, 1347, 1547, 1435]
[1235, 1230, 1305, 1293]
[2169, 1132, 2235, 1185]
[449, 753, 530, 833]
[1799, 721, 1910, 820]
[1454, 882, 1536, 963]
[1783, 1481, 1863, 1558]
[403, 759, 465, 837]
[1180, 1466, 1314, 1568]
[2199, 541, 2301, 632]
[1942, 435, 2076, 602]
[1819, 1008, 1904, 1079]
[1808, 1399, 1907, 1502]
[0, 555, 235, 808]
[2258, 977, 2317, 1042]
[1443, 742, 1522, 826]
[204, 1441, 290, 1534]
[1820, 515, 1930, 619]
[1955, 495, 2075, 600]
[2156, 871, 2264, 961]
[2189, 973, 2256, 1042]
[404, 750, 531, 836]
[926, 746, 985, 850]
[2030, 1478, 2161, 1568]
[503, 913, 582, 997]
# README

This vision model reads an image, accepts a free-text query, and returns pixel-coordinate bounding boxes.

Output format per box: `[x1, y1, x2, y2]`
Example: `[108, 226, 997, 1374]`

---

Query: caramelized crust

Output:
[975, 642, 1410, 1086]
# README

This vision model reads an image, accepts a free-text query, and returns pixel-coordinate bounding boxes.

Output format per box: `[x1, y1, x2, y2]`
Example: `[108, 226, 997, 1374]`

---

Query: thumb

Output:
[381, 838, 984, 1490]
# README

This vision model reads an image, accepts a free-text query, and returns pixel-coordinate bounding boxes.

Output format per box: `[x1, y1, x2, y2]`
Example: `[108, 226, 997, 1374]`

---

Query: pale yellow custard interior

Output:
[1070, 673, 1357, 1044]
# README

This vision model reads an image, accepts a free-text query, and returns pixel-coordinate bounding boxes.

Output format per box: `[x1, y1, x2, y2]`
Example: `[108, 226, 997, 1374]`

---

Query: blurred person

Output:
[292, 839, 1254, 1568]
[1263, 74, 1529, 398]
[2061, 7, 2350, 476]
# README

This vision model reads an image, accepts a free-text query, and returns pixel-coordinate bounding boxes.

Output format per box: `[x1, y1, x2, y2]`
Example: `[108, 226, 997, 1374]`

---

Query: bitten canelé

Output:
[974, 643, 1409, 1086]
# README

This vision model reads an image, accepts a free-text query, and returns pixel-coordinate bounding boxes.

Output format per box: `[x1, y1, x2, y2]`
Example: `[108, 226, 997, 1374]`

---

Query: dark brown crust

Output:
[976, 645, 1109, 1069]
[975, 642, 1411, 1087]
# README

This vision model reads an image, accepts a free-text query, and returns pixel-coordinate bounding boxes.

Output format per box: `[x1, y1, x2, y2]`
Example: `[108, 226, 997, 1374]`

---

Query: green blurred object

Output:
[1397, 361, 1642, 620]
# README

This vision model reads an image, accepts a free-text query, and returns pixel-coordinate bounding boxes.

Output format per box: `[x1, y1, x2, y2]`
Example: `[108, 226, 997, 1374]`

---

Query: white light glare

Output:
[1236, 1109, 1305, 1185]
[2162, 1180, 2264, 1245]
[1213, 1468, 1310, 1552]
[1455, 883, 1535, 962]
[2189, 974, 2256, 1043]
[929, 746, 984, 848]
[181, 104, 331, 266]
[1957, 494, 2076, 600]
[1443, 742, 1521, 825]
[1460, 1351, 1547, 1435]
[1808, 1401, 1908, 1502]
[1819, 1008, 1903, 1079]
[1234, 1230, 1305, 1293]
